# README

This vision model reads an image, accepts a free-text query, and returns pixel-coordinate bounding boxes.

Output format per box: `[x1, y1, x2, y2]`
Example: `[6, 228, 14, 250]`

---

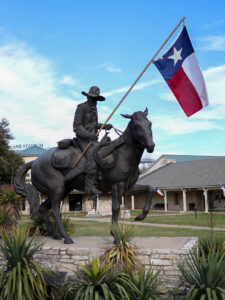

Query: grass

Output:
[18, 216, 225, 240]
[69, 220, 225, 239]
[140, 212, 225, 228]
[118, 210, 225, 228]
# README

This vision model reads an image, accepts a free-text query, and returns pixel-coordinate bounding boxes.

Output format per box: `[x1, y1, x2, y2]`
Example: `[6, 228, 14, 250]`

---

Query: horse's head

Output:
[121, 108, 155, 153]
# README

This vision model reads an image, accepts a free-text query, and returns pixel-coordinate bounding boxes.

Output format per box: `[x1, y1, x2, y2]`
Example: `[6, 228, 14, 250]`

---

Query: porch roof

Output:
[137, 158, 225, 190]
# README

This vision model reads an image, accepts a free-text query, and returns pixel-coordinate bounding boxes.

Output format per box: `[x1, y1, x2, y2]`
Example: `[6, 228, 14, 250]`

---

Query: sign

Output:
[11, 143, 44, 150]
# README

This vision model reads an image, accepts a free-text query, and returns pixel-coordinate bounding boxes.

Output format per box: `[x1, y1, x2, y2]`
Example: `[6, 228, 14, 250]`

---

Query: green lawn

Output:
[119, 210, 225, 228]
[70, 220, 224, 239]
[139, 212, 225, 228]
[19, 216, 224, 240]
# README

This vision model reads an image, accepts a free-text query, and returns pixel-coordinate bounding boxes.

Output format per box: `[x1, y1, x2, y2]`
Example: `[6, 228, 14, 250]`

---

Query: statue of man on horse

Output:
[14, 85, 155, 244]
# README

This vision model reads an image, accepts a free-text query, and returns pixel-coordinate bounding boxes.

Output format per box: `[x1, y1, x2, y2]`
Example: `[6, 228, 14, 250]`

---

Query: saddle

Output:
[52, 139, 78, 169]
[52, 135, 124, 170]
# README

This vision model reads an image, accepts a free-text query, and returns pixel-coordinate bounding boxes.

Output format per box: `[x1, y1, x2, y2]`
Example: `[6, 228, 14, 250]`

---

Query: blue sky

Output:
[0, 0, 225, 159]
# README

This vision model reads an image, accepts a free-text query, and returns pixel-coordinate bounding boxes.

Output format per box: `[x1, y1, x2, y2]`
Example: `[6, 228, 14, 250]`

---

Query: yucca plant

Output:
[179, 247, 225, 300]
[103, 223, 136, 269]
[0, 227, 48, 300]
[0, 207, 12, 233]
[64, 257, 134, 300]
[199, 236, 225, 260]
[0, 185, 21, 228]
[29, 212, 74, 236]
[124, 266, 162, 300]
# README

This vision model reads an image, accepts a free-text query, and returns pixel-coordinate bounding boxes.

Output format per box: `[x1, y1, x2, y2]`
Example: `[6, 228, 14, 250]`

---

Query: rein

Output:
[111, 125, 145, 149]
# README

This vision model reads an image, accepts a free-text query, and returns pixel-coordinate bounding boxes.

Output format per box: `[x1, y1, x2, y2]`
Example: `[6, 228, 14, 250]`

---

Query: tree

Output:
[0, 118, 23, 185]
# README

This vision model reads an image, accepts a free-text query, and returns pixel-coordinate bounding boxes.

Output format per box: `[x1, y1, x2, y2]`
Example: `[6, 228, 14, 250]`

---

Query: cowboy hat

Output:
[81, 86, 105, 101]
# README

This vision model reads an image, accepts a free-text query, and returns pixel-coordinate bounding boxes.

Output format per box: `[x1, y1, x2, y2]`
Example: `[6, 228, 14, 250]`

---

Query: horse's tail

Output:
[14, 161, 40, 218]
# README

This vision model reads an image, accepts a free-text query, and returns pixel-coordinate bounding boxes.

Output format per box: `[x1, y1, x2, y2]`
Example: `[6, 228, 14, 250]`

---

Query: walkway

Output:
[71, 217, 225, 232]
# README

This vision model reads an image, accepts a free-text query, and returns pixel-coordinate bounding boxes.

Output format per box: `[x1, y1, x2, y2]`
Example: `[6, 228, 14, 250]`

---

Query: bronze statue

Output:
[14, 87, 155, 244]
[65, 86, 112, 195]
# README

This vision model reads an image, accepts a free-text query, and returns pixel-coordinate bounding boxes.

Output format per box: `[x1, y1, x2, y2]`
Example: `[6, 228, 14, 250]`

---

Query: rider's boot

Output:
[84, 172, 102, 195]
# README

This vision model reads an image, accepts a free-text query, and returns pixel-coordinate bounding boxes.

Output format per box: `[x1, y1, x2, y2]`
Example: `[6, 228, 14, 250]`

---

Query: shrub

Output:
[0, 185, 21, 232]
[0, 227, 48, 300]
[199, 235, 225, 259]
[124, 266, 162, 300]
[29, 212, 74, 236]
[103, 223, 136, 269]
[64, 257, 133, 300]
[179, 247, 225, 300]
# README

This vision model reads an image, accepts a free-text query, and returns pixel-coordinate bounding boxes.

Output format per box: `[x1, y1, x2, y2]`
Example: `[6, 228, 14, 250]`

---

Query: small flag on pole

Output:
[156, 188, 164, 197]
[219, 184, 225, 197]
[154, 26, 209, 117]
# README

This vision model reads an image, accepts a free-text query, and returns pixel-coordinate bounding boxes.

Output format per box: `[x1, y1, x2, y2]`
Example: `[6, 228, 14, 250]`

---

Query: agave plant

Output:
[0, 185, 21, 228]
[103, 223, 137, 269]
[64, 257, 134, 300]
[179, 247, 225, 300]
[124, 266, 162, 300]
[0, 227, 48, 300]
[199, 236, 225, 260]
[29, 212, 74, 236]
[0, 207, 12, 233]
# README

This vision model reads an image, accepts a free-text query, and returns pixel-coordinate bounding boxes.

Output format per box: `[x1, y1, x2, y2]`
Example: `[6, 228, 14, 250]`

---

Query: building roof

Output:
[161, 154, 225, 163]
[17, 145, 47, 156]
[138, 158, 225, 189]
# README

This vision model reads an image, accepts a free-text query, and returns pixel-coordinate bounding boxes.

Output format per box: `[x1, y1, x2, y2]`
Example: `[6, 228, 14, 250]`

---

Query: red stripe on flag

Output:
[166, 67, 203, 117]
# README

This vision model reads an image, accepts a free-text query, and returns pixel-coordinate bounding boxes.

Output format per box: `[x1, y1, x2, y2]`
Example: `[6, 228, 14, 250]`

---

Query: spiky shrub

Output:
[0, 207, 12, 233]
[29, 212, 74, 236]
[103, 223, 136, 269]
[64, 257, 133, 300]
[199, 236, 225, 260]
[178, 247, 225, 300]
[124, 266, 162, 300]
[0, 185, 21, 231]
[0, 227, 48, 300]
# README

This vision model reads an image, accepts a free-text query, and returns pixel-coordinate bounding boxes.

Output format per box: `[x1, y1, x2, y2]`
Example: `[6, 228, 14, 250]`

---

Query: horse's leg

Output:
[111, 182, 126, 243]
[39, 198, 62, 239]
[50, 193, 74, 244]
[135, 185, 154, 221]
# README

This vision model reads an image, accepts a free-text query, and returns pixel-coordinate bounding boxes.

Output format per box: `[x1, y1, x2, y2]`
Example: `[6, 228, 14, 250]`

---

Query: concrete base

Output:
[40, 236, 193, 250]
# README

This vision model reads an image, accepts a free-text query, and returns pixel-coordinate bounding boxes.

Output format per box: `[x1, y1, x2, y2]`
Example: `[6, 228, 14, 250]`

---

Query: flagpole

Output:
[72, 16, 186, 168]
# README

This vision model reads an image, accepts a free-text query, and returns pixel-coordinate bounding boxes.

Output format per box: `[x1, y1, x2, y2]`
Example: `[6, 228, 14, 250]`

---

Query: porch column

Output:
[182, 189, 187, 212]
[203, 189, 209, 213]
[131, 195, 135, 210]
[122, 196, 125, 208]
[164, 190, 168, 212]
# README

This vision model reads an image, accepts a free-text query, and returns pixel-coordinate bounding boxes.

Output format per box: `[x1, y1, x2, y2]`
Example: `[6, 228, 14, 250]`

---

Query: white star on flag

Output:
[168, 47, 183, 66]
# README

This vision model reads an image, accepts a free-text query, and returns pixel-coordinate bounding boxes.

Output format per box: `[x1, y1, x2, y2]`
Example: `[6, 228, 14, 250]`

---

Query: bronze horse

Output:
[14, 108, 155, 244]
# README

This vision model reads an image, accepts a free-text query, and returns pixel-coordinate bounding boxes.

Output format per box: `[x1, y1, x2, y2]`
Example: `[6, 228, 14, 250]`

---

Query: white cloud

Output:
[0, 41, 80, 147]
[197, 36, 225, 51]
[60, 75, 78, 86]
[152, 115, 222, 135]
[102, 63, 122, 73]
[202, 18, 225, 29]
[103, 79, 160, 97]
[81, 62, 122, 73]
[159, 92, 176, 102]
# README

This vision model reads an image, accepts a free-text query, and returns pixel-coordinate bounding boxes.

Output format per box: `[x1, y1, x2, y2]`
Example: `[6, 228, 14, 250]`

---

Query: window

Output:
[174, 193, 179, 205]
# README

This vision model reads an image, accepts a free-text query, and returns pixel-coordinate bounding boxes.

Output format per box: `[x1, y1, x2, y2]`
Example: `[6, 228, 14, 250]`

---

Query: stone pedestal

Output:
[120, 209, 131, 219]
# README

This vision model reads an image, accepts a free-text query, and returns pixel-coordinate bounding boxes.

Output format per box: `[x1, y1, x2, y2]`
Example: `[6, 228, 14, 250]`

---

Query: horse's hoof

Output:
[53, 233, 63, 240]
[64, 237, 74, 244]
[135, 213, 146, 221]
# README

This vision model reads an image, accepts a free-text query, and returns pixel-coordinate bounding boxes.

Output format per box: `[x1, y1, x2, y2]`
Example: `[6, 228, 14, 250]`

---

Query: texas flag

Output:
[154, 26, 209, 117]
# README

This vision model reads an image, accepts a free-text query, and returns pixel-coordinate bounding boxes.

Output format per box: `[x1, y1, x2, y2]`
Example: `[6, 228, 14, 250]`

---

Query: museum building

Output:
[17, 146, 225, 214]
